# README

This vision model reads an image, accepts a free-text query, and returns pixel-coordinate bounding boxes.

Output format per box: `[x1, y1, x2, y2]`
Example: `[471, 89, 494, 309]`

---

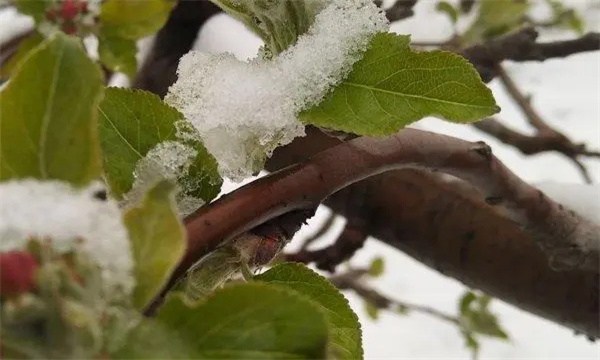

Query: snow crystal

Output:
[125, 140, 204, 216]
[166, 0, 388, 180]
[0, 179, 134, 295]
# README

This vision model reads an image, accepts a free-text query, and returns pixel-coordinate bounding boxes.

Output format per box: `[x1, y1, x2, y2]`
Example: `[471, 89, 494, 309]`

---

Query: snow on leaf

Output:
[127, 141, 204, 216]
[165, 0, 388, 180]
[299, 32, 500, 135]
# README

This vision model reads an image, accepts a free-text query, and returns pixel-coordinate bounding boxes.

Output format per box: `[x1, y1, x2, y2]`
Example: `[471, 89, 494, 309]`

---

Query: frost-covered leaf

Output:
[210, 0, 325, 55]
[99, 0, 175, 40]
[98, 31, 137, 78]
[462, 0, 530, 45]
[436, 1, 459, 24]
[156, 284, 329, 359]
[368, 257, 385, 277]
[123, 181, 185, 310]
[0, 33, 104, 185]
[256, 263, 362, 360]
[0, 31, 44, 80]
[300, 33, 499, 135]
[97, 88, 222, 208]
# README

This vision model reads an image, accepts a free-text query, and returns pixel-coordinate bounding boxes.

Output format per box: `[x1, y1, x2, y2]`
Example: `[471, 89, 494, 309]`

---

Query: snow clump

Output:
[166, 0, 388, 180]
[0, 179, 134, 295]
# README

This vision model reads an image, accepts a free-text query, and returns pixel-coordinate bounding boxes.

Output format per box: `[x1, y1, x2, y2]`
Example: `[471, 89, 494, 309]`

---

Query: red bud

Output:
[0, 251, 39, 296]
[60, 0, 80, 21]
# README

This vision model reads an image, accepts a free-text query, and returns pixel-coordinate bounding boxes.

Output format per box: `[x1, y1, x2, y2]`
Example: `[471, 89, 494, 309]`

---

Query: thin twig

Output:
[375, 0, 419, 22]
[493, 65, 598, 183]
[330, 269, 459, 325]
[298, 211, 336, 251]
[461, 27, 600, 82]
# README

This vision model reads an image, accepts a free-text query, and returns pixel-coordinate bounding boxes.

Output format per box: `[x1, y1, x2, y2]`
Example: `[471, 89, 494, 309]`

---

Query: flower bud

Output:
[0, 251, 39, 296]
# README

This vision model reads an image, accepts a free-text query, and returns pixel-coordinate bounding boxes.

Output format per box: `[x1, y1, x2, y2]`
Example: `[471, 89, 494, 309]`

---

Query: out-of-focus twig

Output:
[491, 65, 600, 183]
[461, 27, 600, 82]
[330, 268, 460, 325]
[375, 0, 419, 22]
[298, 212, 336, 251]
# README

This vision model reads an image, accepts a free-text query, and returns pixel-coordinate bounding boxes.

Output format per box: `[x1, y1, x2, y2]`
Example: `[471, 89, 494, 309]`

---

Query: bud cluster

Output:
[44, 0, 97, 35]
[0, 239, 135, 358]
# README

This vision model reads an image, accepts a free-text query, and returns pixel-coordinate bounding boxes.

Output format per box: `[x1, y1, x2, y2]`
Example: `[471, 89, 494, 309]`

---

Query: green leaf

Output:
[13, 0, 48, 22]
[0, 33, 104, 185]
[99, 0, 175, 40]
[123, 181, 186, 309]
[300, 33, 499, 135]
[545, 0, 585, 34]
[256, 263, 362, 360]
[458, 291, 509, 341]
[210, 0, 324, 55]
[368, 257, 385, 277]
[459, 291, 477, 315]
[97, 87, 222, 202]
[436, 1, 459, 24]
[0, 31, 44, 80]
[97, 31, 137, 79]
[462, 0, 530, 45]
[156, 284, 329, 359]
[111, 317, 195, 358]
[464, 311, 509, 339]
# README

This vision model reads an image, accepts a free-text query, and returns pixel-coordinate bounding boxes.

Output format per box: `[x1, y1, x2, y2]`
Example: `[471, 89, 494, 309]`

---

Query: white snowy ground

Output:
[1, 1, 599, 358]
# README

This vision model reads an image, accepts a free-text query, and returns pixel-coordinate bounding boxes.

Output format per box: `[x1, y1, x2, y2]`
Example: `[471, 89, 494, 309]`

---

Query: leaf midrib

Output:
[39, 42, 64, 177]
[98, 106, 143, 158]
[343, 81, 495, 110]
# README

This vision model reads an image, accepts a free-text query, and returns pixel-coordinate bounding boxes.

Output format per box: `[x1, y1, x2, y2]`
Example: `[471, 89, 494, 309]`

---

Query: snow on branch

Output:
[165, 0, 388, 180]
[0, 179, 134, 295]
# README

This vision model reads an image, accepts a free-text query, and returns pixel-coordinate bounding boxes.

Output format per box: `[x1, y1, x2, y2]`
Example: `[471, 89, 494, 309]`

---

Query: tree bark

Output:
[267, 127, 599, 337]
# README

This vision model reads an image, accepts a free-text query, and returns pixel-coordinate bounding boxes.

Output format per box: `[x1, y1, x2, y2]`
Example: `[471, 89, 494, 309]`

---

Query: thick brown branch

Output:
[159, 129, 600, 333]
[184, 129, 600, 273]
[267, 127, 599, 337]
